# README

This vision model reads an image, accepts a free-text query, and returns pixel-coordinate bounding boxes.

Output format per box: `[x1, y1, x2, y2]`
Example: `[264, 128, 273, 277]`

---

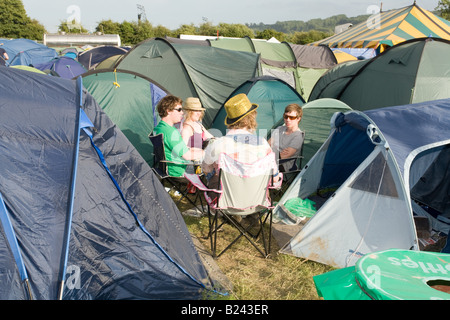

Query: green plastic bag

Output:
[283, 197, 317, 218]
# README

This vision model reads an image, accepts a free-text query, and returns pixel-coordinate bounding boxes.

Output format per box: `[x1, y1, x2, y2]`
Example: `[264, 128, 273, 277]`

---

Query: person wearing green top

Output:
[153, 95, 204, 177]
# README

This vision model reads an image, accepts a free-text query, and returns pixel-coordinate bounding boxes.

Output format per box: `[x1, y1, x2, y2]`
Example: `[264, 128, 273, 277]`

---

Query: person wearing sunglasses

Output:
[268, 103, 305, 172]
[153, 95, 204, 177]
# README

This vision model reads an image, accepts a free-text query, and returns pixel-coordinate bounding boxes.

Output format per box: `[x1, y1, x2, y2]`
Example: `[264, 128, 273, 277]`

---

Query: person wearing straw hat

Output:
[180, 97, 214, 149]
[201, 93, 280, 184]
[153, 95, 204, 177]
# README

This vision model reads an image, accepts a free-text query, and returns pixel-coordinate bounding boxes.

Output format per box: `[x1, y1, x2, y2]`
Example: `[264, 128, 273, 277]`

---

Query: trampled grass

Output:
[181, 199, 335, 300]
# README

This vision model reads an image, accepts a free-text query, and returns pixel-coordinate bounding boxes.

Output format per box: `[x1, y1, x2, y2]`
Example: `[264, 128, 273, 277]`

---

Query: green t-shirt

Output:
[153, 120, 189, 177]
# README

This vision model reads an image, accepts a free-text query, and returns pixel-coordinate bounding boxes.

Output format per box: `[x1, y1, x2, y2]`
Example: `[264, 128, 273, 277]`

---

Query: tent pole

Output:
[57, 76, 83, 300]
[25, 279, 33, 300]
[57, 281, 65, 300]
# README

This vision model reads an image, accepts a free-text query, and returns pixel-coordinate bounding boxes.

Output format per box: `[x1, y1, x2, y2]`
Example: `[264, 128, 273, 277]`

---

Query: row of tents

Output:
[0, 38, 130, 78]
[1, 2, 450, 299]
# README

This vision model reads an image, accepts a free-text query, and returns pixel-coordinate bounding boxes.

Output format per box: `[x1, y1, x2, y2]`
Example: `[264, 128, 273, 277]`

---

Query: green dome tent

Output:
[293, 98, 353, 167]
[267, 98, 353, 168]
[82, 69, 169, 165]
[115, 37, 260, 127]
[210, 76, 305, 136]
[309, 38, 450, 110]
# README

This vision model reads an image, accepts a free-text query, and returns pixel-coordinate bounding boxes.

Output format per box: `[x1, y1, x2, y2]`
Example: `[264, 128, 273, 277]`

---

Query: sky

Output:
[21, 0, 440, 33]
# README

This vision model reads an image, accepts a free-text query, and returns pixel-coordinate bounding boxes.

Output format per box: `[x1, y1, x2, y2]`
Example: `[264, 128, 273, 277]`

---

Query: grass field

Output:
[178, 195, 335, 300]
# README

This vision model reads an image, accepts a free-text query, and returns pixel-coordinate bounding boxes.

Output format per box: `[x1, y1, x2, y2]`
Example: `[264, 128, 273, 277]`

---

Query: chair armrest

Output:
[184, 173, 222, 193]
[161, 159, 196, 166]
[278, 156, 303, 173]
[278, 156, 303, 164]
[269, 173, 283, 190]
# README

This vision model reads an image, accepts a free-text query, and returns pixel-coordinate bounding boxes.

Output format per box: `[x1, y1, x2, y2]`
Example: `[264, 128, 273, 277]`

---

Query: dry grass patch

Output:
[183, 213, 334, 300]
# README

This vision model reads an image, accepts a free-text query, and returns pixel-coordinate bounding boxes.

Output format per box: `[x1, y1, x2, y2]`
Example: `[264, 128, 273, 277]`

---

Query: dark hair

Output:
[157, 95, 183, 117]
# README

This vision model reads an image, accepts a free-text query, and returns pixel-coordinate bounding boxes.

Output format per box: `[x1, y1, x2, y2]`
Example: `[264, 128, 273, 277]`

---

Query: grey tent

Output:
[274, 98, 450, 268]
[208, 37, 337, 101]
[0, 67, 219, 299]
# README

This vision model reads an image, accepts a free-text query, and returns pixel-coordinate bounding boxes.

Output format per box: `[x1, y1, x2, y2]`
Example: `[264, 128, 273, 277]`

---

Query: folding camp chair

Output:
[274, 138, 304, 196]
[185, 153, 281, 258]
[148, 133, 205, 212]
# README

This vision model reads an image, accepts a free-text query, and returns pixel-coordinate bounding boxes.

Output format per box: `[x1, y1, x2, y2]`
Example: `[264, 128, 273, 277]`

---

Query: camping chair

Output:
[148, 133, 205, 212]
[185, 153, 282, 258]
[275, 137, 304, 196]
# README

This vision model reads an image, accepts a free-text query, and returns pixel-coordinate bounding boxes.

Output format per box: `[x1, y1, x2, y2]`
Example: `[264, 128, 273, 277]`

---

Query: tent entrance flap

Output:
[0, 193, 33, 299]
[411, 145, 450, 216]
[320, 120, 374, 189]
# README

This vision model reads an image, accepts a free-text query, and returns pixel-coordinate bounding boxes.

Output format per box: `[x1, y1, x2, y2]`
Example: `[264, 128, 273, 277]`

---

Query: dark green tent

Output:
[269, 98, 353, 167]
[82, 69, 169, 165]
[309, 38, 450, 110]
[210, 76, 305, 136]
[115, 37, 260, 127]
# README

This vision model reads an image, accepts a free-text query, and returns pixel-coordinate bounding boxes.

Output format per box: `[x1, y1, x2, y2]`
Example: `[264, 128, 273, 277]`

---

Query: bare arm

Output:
[182, 147, 204, 161]
[279, 147, 298, 159]
[181, 125, 193, 146]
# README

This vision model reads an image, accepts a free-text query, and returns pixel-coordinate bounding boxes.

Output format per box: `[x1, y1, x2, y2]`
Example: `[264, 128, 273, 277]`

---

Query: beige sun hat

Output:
[224, 93, 259, 126]
[183, 97, 206, 111]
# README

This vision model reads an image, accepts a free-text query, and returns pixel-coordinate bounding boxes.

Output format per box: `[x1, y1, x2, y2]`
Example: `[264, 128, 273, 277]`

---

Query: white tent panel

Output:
[283, 187, 415, 268]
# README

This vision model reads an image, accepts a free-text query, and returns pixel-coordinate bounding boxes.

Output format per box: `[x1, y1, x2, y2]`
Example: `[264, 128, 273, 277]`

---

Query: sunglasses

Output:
[284, 114, 299, 120]
[173, 107, 183, 112]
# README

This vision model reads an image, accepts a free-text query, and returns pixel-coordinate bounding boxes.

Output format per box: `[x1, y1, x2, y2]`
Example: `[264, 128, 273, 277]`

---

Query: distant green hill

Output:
[247, 14, 370, 34]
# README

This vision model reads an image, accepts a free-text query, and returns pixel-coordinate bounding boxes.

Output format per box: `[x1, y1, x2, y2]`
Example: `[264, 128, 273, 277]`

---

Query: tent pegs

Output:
[25, 279, 33, 300]
[57, 280, 65, 300]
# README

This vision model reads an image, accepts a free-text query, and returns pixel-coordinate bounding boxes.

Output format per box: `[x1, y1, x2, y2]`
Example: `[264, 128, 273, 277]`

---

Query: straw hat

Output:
[224, 93, 258, 125]
[183, 97, 205, 111]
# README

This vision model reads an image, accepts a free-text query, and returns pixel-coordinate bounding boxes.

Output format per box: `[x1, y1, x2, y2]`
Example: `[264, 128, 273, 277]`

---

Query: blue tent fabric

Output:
[0, 38, 57, 66]
[331, 48, 376, 60]
[320, 115, 374, 188]
[150, 82, 167, 127]
[0, 67, 216, 299]
[78, 46, 128, 69]
[364, 98, 450, 178]
[33, 56, 87, 79]
[9, 48, 58, 67]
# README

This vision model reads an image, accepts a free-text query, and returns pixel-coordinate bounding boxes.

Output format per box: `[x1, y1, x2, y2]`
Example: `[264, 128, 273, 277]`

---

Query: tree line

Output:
[1, 0, 450, 46]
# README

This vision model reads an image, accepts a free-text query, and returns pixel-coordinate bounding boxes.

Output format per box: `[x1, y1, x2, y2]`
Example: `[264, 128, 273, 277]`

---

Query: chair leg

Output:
[208, 208, 226, 258]
[165, 178, 207, 215]
[209, 210, 273, 258]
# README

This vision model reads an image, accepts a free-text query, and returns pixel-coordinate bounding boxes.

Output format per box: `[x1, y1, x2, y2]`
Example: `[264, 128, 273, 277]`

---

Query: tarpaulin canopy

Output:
[311, 3, 450, 52]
